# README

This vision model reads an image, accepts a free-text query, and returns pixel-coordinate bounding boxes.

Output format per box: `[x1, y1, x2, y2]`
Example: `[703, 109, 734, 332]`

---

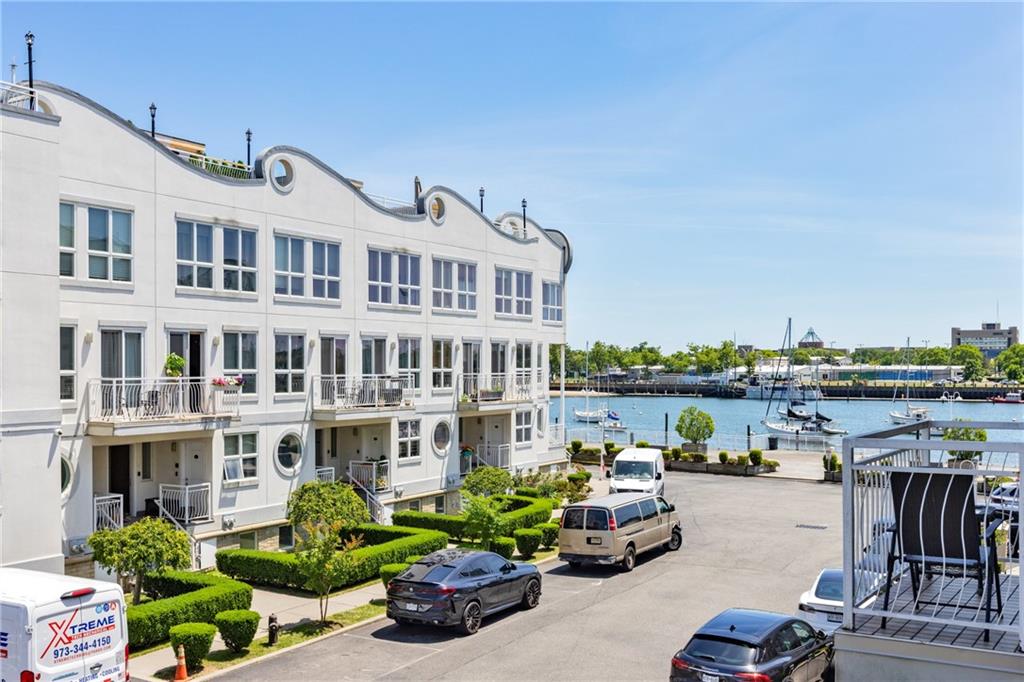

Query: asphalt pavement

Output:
[218, 473, 842, 681]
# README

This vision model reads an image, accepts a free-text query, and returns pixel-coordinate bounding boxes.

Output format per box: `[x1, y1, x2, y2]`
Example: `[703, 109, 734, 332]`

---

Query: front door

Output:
[108, 445, 131, 513]
[365, 426, 385, 460]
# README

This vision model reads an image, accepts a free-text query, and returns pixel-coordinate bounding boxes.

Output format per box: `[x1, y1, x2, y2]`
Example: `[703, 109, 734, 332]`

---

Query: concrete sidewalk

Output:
[131, 580, 386, 681]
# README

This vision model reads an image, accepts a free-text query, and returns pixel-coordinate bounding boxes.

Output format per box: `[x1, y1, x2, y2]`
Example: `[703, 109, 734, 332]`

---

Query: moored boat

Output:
[990, 391, 1023, 404]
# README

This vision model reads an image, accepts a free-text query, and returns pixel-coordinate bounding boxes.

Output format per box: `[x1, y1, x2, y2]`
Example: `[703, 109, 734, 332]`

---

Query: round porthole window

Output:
[270, 158, 295, 192]
[276, 434, 302, 473]
[433, 421, 452, 454]
[429, 196, 446, 224]
[60, 456, 74, 499]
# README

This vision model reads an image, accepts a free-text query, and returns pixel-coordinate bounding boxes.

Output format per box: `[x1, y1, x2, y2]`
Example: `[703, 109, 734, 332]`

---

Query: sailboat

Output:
[761, 320, 820, 435]
[889, 337, 930, 424]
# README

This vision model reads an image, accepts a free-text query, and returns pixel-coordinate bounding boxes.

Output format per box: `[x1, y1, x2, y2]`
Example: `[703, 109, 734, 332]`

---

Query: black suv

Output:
[670, 608, 833, 682]
[385, 549, 542, 635]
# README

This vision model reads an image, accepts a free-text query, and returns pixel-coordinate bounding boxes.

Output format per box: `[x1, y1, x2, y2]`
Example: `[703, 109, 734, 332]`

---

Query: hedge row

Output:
[128, 571, 253, 650]
[215, 523, 448, 591]
[391, 495, 554, 540]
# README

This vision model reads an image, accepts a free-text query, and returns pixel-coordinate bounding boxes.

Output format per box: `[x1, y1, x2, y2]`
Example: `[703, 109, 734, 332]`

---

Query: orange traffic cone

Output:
[173, 644, 188, 681]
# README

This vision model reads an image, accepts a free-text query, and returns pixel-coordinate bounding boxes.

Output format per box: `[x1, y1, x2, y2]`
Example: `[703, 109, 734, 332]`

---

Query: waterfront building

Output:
[0, 81, 571, 575]
[797, 327, 824, 349]
[951, 322, 1019, 361]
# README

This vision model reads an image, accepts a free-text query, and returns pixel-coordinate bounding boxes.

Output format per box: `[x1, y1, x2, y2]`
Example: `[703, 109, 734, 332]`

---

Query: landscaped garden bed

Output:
[666, 449, 779, 477]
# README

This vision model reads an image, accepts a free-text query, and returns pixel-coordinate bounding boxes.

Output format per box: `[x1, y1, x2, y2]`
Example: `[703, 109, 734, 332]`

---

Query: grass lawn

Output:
[152, 600, 386, 680]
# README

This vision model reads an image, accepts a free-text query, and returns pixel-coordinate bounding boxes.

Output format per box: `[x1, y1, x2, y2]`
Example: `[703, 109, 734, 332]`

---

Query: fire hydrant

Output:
[267, 613, 280, 646]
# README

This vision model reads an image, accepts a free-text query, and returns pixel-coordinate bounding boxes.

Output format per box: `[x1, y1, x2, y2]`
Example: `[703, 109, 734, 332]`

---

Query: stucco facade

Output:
[0, 82, 570, 574]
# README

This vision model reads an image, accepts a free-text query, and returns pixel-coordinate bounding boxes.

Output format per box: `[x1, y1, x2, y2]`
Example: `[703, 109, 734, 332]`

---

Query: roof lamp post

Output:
[149, 103, 157, 138]
[24, 31, 34, 111]
[245, 128, 253, 167]
[521, 198, 527, 235]
[479, 186, 485, 213]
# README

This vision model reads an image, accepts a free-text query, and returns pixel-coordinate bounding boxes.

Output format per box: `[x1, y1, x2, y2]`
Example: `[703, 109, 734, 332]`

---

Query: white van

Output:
[0, 568, 129, 682]
[606, 447, 665, 496]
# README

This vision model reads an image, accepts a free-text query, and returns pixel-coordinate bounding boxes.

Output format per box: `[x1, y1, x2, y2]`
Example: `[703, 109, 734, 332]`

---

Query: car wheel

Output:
[621, 545, 636, 572]
[665, 529, 682, 551]
[521, 578, 541, 610]
[459, 601, 482, 635]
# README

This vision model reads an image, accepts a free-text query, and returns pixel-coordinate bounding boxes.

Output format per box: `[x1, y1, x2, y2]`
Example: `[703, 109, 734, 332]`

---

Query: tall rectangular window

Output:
[397, 253, 420, 306]
[59, 325, 75, 400]
[223, 227, 257, 292]
[542, 281, 563, 322]
[432, 259, 453, 309]
[491, 342, 507, 375]
[432, 339, 453, 389]
[275, 236, 305, 296]
[320, 336, 347, 376]
[433, 259, 476, 312]
[495, 268, 513, 314]
[515, 271, 533, 316]
[223, 433, 258, 482]
[398, 419, 421, 459]
[141, 442, 153, 480]
[515, 342, 533, 371]
[515, 410, 533, 444]
[88, 207, 132, 282]
[59, 203, 75, 277]
[398, 338, 421, 389]
[274, 333, 305, 393]
[368, 249, 392, 303]
[224, 331, 258, 394]
[176, 220, 213, 289]
[312, 241, 341, 300]
[457, 262, 477, 311]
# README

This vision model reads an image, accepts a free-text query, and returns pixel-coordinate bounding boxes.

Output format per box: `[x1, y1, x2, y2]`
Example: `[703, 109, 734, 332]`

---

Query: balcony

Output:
[313, 375, 412, 421]
[460, 444, 511, 475]
[459, 373, 532, 411]
[157, 483, 212, 525]
[172, 150, 251, 179]
[837, 420, 1022, 678]
[349, 460, 390, 494]
[86, 378, 240, 436]
[315, 466, 335, 483]
[93, 494, 124, 532]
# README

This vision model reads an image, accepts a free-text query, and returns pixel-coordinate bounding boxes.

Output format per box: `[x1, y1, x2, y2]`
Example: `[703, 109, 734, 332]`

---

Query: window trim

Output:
[275, 235, 306, 297]
[274, 432, 303, 475]
[432, 258, 478, 313]
[515, 409, 533, 445]
[176, 220, 214, 290]
[542, 280, 564, 323]
[398, 419, 421, 460]
[223, 432, 259, 484]
[59, 324, 76, 401]
[431, 338, 454, 391]
[495, 268, 514, 315]
[274, 333, 306, 395]
[59, 202, 75, 278]
[223, 330, 258, 395]
[367, 248, 393, 304]
[223, 226, 258, 293]
[398, 337, 421, 390]
[396, 253, 421, 307]
[87, 206, 133, 283]
[311, 240, 341, 301]
[432, 420, 452, 455]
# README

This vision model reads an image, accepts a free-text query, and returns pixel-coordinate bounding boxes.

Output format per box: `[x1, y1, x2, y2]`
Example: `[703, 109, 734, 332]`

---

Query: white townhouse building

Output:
[0, 81, 571, 576]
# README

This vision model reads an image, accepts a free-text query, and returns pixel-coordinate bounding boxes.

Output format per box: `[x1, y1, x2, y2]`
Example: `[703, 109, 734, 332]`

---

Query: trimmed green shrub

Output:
[604, 441, 615, 456]
[492, 536, 515, 560]
[168, 622, 216, 671]
[513, 528, 543, 559]
[569, 439, 583, 455]
[534, 522, 559, 548]
[727, 457, 738, 466]
[691, 452, 707, 463]
[636, 440, 650, 448]
[393, 495, 553, 542]
[718, 451, 729, 464]
[216, 524, 448, 592]
[379, 562, 411, 587]
[496, 495, 555, 532]
[214, 610, 259, 653]
[404, 554, 424, 563]
[736, 455, 749, 467]
[671, 447, 682, 461]
[679, 452, 692, 462]
[515, 486, 541, 498]
[579, 447, 602, 457]
[390, 511, 467, 540]
[748, 450, 763, 466]
[128, 571, 252, 650]
[661, 450, 672, 460]
[567, 472, 588, 484]
[766, 459, 780, 470]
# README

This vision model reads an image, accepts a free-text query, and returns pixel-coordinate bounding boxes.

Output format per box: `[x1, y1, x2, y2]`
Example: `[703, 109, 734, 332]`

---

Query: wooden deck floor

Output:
[851, 573, 1022, 654]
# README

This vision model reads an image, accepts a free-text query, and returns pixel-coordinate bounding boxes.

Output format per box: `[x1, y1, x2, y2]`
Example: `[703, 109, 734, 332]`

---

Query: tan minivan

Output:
[558, 493, 681, 571]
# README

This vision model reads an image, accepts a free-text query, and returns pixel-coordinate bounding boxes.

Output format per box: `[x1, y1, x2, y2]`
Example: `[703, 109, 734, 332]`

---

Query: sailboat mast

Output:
[904, 336, 911, 410]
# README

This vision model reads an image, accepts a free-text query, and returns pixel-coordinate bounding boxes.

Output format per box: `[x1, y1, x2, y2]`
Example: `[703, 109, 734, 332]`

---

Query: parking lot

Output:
[221, 471, 842, 681]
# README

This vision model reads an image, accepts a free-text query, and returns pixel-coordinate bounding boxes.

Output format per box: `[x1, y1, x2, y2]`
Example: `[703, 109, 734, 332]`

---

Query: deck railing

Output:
[842, 420, 1022, 651]
[315, 375, 411, 409]
[173, 150, 252, 179]
[460, 373, 508, 402]
[0, 81, 36, 110]
[93, 494, 124, 531]
[363, 192, 416, 211]
[460, 444, 511, 474]
[87, 378, 239, 423]
[512, 371, 533, 399]
[548, 423, 566, 447]
[315, 466, 335, 483]
[349, 460, 390, 493]
[158, 483, 212, 525]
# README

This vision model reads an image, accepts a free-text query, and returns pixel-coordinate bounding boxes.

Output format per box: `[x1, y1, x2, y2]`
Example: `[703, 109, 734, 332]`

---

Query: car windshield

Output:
[613, 460, 654, 480]
[684, 636, 756, 666]
[814, 571, 844, 601]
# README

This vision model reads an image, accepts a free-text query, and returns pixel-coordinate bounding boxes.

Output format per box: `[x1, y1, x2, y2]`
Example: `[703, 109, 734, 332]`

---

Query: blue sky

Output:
[3, 2, 1021, 351]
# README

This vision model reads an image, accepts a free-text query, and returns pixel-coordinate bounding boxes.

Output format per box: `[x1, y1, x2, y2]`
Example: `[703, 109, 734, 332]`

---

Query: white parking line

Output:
[342, 631, 443, 651]
[374, 648, 443, 679]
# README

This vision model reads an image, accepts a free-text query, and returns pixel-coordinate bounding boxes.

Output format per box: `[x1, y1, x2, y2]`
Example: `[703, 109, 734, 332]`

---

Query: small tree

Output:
[462, 466, 513, 497]
[294, 521, 363, 623]
[676, 406, 715, 445]
[287, 481, 370, 530]
[943, 421, 988, 462]
[89, 517, 191, 605]
[462, 492, 506, 549]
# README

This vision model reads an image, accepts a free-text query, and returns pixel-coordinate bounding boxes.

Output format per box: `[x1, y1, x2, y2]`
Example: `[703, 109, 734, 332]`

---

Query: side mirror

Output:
[502, 563, 515, 572]
[605, 470, 611, 478]
[668, 504, 676, 512]
[655, 472, 663, 480]
[816, 629, 827, 639]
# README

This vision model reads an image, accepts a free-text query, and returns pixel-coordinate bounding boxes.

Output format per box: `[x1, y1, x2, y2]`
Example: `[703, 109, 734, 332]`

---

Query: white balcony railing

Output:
[460, 444, 511, 475]
[87, 378, 240, 423]
[93, 493, 124, 532]
[512, 371, 533, 400]
[461, 373, 508, 402]
[169, 149, 252, 179]
[315, 375, 412, 410]
[548, 423, 565, 446]
[1, 81, 36, 110]
[315, 466, 335, 483]
[349, 460, 390, 493]
[843, 420, 1022, 652]
[158, 483, 212, 525]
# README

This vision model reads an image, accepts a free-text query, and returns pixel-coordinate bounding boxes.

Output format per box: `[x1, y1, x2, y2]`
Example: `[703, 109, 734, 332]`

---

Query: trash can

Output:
[768, 436, 779, 451]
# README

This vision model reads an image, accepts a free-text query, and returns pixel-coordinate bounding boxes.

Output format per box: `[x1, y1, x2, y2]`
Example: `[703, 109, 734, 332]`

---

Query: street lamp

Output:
[245, 128, 253, 167]
[24, 31, 34, 111]
[478, 187, 485, 213]
[149, 103, 157, 138]
[521, 198, 527, 235]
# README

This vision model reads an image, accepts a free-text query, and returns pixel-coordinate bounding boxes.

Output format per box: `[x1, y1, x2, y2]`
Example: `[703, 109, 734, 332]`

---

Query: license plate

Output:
[404, 602, 420, 611]
[586, 537, 603, 545]
[700, 674, 719, 682]
[827, 613, 842, 623]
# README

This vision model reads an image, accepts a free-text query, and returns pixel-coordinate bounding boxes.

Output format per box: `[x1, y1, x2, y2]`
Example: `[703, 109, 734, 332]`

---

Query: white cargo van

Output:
[606, 447, 665, 496]
[0, 568, 129, 682]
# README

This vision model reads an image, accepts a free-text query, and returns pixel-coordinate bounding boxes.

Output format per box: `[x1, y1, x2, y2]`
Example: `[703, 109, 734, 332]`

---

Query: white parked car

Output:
[797, 568, 877, 634]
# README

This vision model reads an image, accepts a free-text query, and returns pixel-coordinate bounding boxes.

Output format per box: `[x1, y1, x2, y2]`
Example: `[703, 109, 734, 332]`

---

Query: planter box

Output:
[671, 461, 708, 473]
[823, 470, 843, 483]
[707, 463, 746, 476]
[681, 443, 708, 455]
[745, 465, 768, 475]
[946, 459, 977, 469]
